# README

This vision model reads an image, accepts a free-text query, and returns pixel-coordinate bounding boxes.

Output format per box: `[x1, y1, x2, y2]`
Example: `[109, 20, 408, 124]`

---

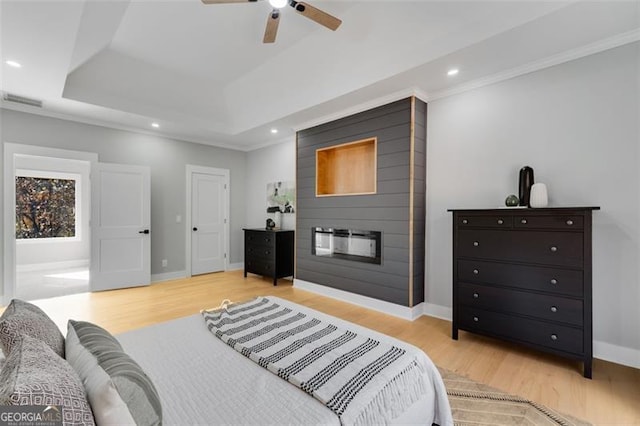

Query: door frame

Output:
[2, 143, 98, 305]
[185, 165, 230, 277]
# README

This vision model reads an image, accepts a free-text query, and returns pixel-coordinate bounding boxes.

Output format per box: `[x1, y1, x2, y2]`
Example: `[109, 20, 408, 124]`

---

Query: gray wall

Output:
[296, 98, 425, 307]
[1, 109, 246, 296]
[245, 139, 296, 230]
[426, 42, 640, 355]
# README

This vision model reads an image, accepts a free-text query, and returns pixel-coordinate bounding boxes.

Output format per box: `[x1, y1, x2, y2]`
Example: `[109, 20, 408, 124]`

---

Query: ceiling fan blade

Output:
[263, 9, 280, 43]
[201, 0, 257, 4]
[289, 1, 341, 31]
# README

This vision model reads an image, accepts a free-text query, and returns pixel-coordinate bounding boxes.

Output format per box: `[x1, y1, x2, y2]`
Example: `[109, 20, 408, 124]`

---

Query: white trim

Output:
[16, 259, 89, 273]
[594, 340, 640, 370]
[428, 28, 640, 102]
[292, 87, 428, 133]
[3, 143, 98, 305]
[151, 270, 187, 283]
[423, 303, 453, 322]
[185, 165, 231, 277]
[417, 300, 640, 369]
[292, 31, 639, 136]
[293, 278, 424, 321]
[0, 102, 247, 153]
[228, 262, 244, 271]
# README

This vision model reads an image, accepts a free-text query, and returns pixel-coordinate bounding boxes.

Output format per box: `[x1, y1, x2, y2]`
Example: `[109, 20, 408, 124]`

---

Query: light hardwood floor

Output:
[11, 271, 640, 425]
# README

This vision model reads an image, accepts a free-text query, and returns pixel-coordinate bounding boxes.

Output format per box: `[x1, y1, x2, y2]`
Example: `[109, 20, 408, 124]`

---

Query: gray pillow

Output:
[0, 299, 64, 358]
[0, 334, 95, 425]
[66, 320, 162, 426]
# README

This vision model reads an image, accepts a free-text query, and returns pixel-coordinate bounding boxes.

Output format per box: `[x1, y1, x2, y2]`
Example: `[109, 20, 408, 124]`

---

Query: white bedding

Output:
[117, 297, 452, 425]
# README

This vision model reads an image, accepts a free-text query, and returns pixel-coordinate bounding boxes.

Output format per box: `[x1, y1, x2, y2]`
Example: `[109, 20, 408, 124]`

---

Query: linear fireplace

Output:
[312, 227, 381, 264]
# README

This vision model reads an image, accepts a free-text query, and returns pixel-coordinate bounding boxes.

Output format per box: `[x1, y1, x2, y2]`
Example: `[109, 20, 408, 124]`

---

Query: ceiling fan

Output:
[201, 0, 342, 43]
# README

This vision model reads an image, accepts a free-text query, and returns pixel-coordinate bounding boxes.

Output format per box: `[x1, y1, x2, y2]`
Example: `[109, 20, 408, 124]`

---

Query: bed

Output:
[0, 297, 452, 425]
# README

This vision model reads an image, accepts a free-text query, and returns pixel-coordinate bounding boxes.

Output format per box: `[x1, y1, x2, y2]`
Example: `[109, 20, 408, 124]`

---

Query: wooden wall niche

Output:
[316, 138, 377, 197]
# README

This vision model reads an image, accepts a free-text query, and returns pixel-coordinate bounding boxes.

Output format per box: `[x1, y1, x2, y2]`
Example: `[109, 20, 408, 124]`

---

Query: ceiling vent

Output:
[2, 92, 43, 108]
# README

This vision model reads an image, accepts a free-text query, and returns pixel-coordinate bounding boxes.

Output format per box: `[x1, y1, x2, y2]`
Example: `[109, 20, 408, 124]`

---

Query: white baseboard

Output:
[17, 259, 89, 272]
[227, 262, 243, 271]
[293, 279, 423, 321]
[594, 340, 640, 370]
[151, 270, 187, 283]
[423, 303, 453, 321]
[421, 301, 640, 370]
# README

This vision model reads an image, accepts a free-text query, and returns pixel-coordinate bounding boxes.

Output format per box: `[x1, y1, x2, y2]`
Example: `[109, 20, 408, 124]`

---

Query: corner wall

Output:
[245, 139, 297, 230]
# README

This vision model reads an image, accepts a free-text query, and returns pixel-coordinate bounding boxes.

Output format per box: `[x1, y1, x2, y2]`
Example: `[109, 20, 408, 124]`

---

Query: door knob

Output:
[193, 227, 198, 231]
[138, 229, 150, 234]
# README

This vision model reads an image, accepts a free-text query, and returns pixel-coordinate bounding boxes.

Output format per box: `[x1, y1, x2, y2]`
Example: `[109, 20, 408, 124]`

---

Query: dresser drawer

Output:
[245, 258, 275, 277]
[246, 245, 276, 261]
[458, 283, 583, 326]
[457, 230, 583, 267]
[459, 307, 583, 355]
[458, 260, 583, 297]
[458, 215, 512, 228]
[245, 231, 276, 248]
[515, 215, 584, 230]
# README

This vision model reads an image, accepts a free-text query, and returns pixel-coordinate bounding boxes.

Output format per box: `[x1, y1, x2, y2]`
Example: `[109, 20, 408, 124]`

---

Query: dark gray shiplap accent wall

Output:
[412, 99, 427, 305]
[296, 98, 425, 307]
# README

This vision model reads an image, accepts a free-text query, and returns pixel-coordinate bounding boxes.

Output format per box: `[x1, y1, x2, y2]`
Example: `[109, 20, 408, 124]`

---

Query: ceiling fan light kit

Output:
[202, 0, 342, 43]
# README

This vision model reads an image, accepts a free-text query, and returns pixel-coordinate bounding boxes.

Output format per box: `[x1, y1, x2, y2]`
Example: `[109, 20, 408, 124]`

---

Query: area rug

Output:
[439, 368, 591, 426]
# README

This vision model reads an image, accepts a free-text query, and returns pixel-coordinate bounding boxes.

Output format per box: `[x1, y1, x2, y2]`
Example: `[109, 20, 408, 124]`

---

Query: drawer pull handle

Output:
[473, 241, 479, 247]
[521, 219, 528, 224]
[550, 278, 558, 285]
[462, 219, 468, 224]
[497, 219, 504, 225]
[473, 269, 479, 275]
[473, 293, 479, 299]
[566, 220, 574, 226]
[550, 246, 558, 252]
[550, 306, 558, 313]
[473, 316, 479, 322]
[550, 334, 558, 341]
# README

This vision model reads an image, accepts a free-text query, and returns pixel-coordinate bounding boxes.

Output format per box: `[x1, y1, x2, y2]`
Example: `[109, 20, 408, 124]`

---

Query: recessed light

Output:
[5, 60, 22, 68]
[447, 68, 459, 76]
[270, 128, 278, 134]
[269, 0, 287, 8]
[151, 122, 160, 128]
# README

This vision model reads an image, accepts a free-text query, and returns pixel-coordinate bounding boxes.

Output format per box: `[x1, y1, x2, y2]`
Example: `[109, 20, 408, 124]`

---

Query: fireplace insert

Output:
[311, 227, 381, 264]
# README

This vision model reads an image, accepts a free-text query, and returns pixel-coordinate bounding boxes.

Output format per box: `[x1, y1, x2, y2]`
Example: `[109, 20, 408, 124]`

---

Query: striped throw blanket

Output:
[202, 297, 431, 425]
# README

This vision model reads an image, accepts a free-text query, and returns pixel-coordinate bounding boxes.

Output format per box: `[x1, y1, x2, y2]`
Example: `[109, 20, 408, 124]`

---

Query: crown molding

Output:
[427, 28, 640, 102]
[0, 102, 249, 152]
[292, 87, 427, 133]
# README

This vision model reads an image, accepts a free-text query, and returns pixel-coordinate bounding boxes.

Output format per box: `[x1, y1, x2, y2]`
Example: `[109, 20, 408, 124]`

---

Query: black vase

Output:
[518, 166, 534, 207]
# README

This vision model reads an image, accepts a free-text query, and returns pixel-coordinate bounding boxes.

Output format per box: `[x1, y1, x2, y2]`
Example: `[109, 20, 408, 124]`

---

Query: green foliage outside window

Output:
[16, 176, 76, 239]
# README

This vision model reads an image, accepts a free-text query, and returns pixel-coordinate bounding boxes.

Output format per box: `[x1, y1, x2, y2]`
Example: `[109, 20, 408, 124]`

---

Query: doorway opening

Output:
[3, 144, 97, 303]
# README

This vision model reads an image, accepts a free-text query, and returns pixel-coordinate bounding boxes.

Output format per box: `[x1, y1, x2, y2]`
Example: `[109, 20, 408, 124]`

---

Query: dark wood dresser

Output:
[243, 229, 294, 286]
[448, 207, 599, 378]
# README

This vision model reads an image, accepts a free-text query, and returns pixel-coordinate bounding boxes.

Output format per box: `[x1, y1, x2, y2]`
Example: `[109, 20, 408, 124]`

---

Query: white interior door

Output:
[191, 172, 226, 275]
[91, 163, 150, 291]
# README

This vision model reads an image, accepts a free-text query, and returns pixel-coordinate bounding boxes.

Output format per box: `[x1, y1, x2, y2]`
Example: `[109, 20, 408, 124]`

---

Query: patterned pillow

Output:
[0, 335, 95, 425]
[66, 320, 162, 426]
[0, 299, 65, 358]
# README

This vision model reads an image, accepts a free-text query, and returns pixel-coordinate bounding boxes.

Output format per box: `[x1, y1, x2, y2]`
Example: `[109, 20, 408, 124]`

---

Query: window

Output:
[15, 171, 79, 240]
